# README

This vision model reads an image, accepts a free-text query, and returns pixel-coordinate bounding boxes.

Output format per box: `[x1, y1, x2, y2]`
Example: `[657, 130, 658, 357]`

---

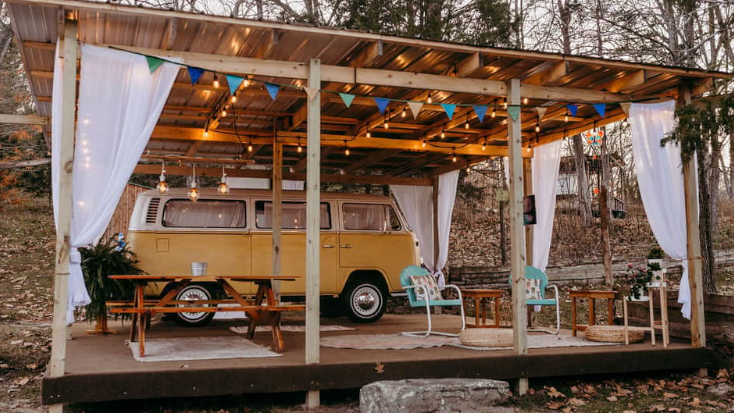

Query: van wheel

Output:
[173, 284, 216, 327]
[341, 279, 386, 323]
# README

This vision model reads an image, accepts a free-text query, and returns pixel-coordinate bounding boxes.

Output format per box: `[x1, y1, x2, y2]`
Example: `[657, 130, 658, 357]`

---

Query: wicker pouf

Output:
[459, 328, 513, 347]
[585, 325, 644, 343]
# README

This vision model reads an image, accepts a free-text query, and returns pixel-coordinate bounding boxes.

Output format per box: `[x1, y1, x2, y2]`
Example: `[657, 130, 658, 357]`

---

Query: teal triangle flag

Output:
[187, 67, 204, 85]
[226, 75, 244, 95]
[145, 56, 164, 74]
[593, 104, 606, 118]
[374, 97, 390, 114]
[507, 105, 521, 122]
[265, 82, 280, 100]
[567, 104, 578, 117]
[339, 93, 356, 108]
[472, 105, 488, 122]
[441, 103, 457, 120]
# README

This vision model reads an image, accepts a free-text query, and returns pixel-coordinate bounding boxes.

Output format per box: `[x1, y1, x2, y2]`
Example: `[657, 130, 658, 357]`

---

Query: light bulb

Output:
[203, 130, 209, 138]
[218, 181, 230, 195]
[503, 98, 507, 109]
[565, 113, 569, 122]
[464, 121, 470, 130]
[523, 97, 529, 105]
[366, 131, 371, 138]
[244, 77, 250, 87]
[248, 144, 253, 152]
[440, 130, 446, 139]
[221, 109, 227, 117]
[535, 123, 540, 133]
[156, 176, 169, 195]
[422, 140, 426, 148]
[401, 107, 406, 118]
[297, 144, 303, 153]
[345, 148, 350, 156]
[427, 93, 433, 104]
[452, 155, 457, 163]
[231, 95, 237, 103]
[188, 180, 199, 202]
[213, 78, 220, 88]
[491, 108, 496, 118]
[466, 167, 471, 173]
[383, 120, 389, 129]
[482, 142, 486, 151]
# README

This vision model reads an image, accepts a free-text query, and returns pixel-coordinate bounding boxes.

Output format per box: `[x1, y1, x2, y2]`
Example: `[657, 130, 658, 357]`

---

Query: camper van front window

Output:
[162, 200, 246, 228]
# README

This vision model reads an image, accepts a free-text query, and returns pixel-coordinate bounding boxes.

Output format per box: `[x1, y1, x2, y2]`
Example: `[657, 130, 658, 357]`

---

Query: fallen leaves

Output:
[374, 362, 384, 374]
[662, 392, 678, 399]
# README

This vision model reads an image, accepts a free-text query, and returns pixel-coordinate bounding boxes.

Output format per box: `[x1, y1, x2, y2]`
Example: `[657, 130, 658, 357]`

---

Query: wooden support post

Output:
[432, 177, 442, 314]
[305, 58, 321, 409]
[272, 141, 283, 300]
[523, 158, 533, 265]
[507, 79, 528, 395]
[49, 19, 78, 413]
[679, 85, 706, 352]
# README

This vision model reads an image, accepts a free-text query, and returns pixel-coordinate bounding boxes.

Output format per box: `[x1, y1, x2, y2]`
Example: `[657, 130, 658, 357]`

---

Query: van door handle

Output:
[340, 244, 354, 249]
[322, 244, 335, 249]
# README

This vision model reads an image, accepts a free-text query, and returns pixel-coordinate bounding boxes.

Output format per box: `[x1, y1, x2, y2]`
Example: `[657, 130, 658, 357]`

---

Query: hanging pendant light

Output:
[427, 92, 433, 104]
[297, 139, 303, 153]
[344, 141, 350, 156]
[218, 165, 230, 195]
[366, 130, 371, 138]
[188, 164, 200, 202]
[156, 161, 169, 195]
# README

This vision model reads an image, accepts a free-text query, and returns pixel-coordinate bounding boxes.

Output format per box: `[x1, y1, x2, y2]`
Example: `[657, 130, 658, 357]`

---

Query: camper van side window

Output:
[162, 200, 247, 228]
[342, 203, 388, 231]
[386, 205, 402, 231]
[255, 201, 331, 229]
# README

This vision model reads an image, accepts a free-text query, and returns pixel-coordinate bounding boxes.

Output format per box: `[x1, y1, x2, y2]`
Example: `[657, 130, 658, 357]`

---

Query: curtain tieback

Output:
[70, 247, 82, 265]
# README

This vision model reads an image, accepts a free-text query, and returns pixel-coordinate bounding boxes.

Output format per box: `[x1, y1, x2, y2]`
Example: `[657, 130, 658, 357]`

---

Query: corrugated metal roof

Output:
[6, 0, 730, 178]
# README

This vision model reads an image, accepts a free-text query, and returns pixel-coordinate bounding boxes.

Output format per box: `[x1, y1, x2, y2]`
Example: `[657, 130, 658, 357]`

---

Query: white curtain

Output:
[52, 45, 180, 323]
[531, 140, 562, 272]
[630, 100, 693, 319]
[391, 171, 459, 286]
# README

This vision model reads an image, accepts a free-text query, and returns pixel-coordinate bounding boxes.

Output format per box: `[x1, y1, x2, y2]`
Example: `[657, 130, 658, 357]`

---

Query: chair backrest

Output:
[508, 265, 549, 300]
[400, 265, 439, 305]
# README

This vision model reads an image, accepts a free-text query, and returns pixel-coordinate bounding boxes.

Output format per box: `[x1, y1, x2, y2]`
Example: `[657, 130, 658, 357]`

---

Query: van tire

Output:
[341, 277, 387, 323]
[172, 284, 216, 327]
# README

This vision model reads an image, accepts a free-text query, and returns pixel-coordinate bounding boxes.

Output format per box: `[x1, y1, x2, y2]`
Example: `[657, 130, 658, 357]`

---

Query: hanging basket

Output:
[585, 325, 644, 343]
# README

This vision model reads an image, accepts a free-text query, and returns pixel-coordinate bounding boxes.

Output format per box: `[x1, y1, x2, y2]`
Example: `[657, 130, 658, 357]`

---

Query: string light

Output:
[231, 95, 237, 103]
[344, 141, 350, 156]
[523, 97, 529, 105]
[218, 165, 230, 195]
[188, 165, 199, 202]
[244, 76, 250, 87]
[491, 106, 496, 118]
[452, 151, 457, 163]
[366, 130, 372, 138]
[247, 144, 254, 152]
[564, 109, 569, 123]
[503, 97, 508, 109]
[297, 139, 303, 153]
[213, 76, 220, 89]
[422, 138, 427, 148]
[156, 161, 169, 195]
[466, 166, 471, 173]
[535, 119, 541, 133]
[440, 128, 446, 139]
[464, 115, 470, 129]
[203, 129, 209, 138]
[401, 105, 407, 118]
[221, 108, 227, 118]
[383, 114, 389, 129]
[482, 140, 486, 151]
[427, 93, 433, 104]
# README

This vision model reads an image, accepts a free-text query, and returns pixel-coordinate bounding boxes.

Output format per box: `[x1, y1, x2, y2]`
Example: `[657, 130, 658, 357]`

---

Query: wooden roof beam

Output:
[522, 62, 568, 86]
[456, 53, 484, 77]
[341, 149, 397, 174]
[604, 70, 646, 93]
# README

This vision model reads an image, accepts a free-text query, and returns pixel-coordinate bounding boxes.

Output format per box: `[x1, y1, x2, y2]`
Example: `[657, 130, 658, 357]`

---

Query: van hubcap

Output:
[352, 285, 381, 317]
[178, 288, 210, 320]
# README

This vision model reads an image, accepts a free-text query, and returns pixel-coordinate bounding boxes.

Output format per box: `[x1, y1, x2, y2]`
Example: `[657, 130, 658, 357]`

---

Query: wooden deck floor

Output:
[43, 314, 713, 405]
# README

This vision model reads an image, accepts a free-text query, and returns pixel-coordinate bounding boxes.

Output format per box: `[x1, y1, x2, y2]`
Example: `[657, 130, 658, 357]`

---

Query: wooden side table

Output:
[460, 289, 503, 328]
[570, 290, 616, 336]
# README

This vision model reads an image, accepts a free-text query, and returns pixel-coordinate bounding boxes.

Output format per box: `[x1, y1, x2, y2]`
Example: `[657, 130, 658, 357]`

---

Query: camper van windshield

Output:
[255, 201, 331, 229]
[162, 200, 247, 228]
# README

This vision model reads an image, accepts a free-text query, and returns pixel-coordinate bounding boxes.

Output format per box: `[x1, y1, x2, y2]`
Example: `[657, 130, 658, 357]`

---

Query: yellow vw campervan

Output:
[126, 189, 420, 326]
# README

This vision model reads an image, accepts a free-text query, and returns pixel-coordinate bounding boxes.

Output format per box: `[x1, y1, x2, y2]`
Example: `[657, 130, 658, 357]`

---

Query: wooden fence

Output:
[101, 183, 150, 243]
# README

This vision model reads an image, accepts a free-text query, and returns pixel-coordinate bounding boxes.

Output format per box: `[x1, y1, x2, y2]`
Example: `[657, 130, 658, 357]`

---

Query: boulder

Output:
[360, 378, 511, 413]
[706, 382, 734, 398]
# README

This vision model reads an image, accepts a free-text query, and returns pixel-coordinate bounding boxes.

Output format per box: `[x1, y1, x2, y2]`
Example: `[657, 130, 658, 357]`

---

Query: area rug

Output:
[129, 336, 282, 362]
[229, 325, 356, 334]
[320, 333, 618, 351]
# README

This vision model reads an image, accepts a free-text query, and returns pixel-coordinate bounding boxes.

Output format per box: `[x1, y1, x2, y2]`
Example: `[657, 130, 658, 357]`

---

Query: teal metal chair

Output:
[399, 265, 466, 337]
[509, 265, 560, 335]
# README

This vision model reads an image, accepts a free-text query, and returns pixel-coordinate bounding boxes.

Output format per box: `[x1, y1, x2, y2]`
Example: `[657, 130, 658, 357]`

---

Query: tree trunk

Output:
[499, 200, 507, 266]
[697, 149, 716, 294]
[572, 135, 592, 226]
[0, 20, 13, 65]
[600, 127, 613, 289]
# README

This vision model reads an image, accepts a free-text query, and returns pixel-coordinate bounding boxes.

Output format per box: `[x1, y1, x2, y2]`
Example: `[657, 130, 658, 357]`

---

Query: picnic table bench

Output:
[108, 275, 304, 356]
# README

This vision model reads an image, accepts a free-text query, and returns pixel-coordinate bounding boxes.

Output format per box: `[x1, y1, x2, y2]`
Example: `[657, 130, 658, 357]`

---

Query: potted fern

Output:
[80, 236, 144, 334]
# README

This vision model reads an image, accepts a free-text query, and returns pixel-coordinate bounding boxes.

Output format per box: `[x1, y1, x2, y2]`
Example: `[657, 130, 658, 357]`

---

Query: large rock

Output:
[360, 378, 511, 413]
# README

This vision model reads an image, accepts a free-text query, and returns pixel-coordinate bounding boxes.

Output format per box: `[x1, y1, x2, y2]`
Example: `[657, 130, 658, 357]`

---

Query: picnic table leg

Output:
[607, 298, 614, 325]
[481, 298, 487, 326]
[589, 297, 596, 327]
[474, 297, 480, 327]
[648, 287, 655, 346]
[271, 312, 284, 353]
[129, 313, 138, 342]
[129, 284, 142, 342]
[623, 298, 629, 345]
[254, 283, 266, 306]
[139, 312, 146, 357]
[494, 296, 501, 328]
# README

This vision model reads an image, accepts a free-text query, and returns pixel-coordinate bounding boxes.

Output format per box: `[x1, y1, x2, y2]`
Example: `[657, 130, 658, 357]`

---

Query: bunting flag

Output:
[535, 107, 548, 120]
[145, 56, 164, 74]
[620, 102, 632, 116]
[593, 104, 606, 118]
[567, 104, 578, 117]
[187, 67, 204, 85]
[472, 105, 488, 122]
[265, 82, 280, 100]
[339, 93, 356, 108]
[440, 103, 456, 120]
[226, 74, 245, 95]
[374, 97, 390, 114]
[304, 87, 319, 102]
[507, 105, 521, 121]
[407, 101, 423, 119]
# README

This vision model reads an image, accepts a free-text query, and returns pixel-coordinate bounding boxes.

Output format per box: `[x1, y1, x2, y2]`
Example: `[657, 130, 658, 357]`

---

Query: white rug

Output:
[129, 336, 282, 362]
[229, 325, 356, 334]
[320, 333, 618, 351]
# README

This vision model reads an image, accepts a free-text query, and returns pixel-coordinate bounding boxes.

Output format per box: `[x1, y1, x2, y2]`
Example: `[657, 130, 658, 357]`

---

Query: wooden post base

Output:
[306, 389, 320, 409]
[516, 377, 529, 396]
[86, 314, 117, 335]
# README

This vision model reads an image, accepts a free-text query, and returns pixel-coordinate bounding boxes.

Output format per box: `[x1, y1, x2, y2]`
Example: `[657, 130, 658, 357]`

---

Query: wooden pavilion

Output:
[2, 0, 730, 411]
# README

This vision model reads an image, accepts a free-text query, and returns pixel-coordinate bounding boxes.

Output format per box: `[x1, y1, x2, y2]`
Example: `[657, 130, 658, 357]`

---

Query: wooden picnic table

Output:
[108, 275, 304, 356]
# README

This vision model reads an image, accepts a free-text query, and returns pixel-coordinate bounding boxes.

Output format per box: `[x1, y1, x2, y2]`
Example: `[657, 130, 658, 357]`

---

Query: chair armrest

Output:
[546, 284, 560, 302]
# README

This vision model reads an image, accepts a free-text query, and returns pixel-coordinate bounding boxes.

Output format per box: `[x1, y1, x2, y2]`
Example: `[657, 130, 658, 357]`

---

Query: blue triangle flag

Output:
[226, 75, 244, 95]
[472, 105, 488, 122]
[373, 97, 390, 114]
[265, 82, 280, 100]
[567, 104, 578, 117]
[339, 93, 356, 108]
[186, 67, 204, 85]
[593, 104, 606, 118]
[441, 104, 457, 120]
